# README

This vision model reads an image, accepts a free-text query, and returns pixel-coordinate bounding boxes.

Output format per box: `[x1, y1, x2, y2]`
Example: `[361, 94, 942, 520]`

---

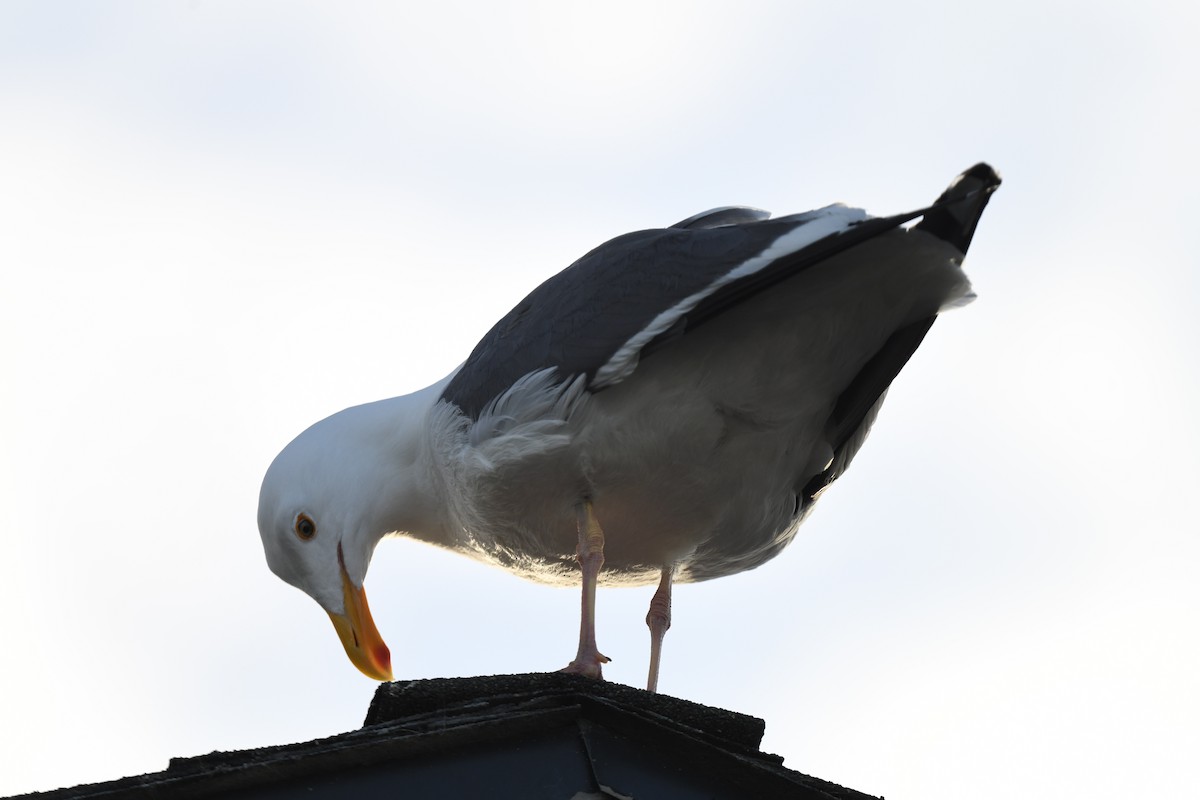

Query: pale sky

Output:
[1, 2, 1197, 798]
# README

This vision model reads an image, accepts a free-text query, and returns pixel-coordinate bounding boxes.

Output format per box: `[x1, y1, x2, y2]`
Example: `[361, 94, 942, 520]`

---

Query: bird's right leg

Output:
[645, 566, 673, 693]
[560, 500, 611, 679]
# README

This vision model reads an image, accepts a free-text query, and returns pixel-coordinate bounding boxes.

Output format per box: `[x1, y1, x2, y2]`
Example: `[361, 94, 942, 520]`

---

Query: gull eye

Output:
[294, 513, 317, 541]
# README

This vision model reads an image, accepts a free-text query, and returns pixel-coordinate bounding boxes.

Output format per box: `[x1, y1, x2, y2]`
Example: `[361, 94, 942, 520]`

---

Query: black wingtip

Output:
[914, 162, 1002, 253]
[958, 162, 1003, 189]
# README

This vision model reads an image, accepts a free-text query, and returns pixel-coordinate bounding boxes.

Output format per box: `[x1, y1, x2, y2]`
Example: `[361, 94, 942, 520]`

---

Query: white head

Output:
[257, 394, 442, 681]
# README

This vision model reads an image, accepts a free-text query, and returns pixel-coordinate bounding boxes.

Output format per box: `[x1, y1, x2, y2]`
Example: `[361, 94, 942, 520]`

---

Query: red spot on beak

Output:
[374, 643, 392, 674]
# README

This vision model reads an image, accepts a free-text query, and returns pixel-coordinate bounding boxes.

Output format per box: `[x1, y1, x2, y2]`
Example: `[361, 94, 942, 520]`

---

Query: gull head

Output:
[256, 398, 434, 682]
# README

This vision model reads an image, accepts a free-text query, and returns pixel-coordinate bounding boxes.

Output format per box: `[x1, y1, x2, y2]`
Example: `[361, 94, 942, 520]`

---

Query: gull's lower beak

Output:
[328, 550, 392, 681]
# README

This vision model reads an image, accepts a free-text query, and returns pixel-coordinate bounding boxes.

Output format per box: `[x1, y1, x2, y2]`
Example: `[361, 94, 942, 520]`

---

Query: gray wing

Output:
[440, 210, 865, 419]
[441, 164, 1001, 422]
[670, 206, 771, 230]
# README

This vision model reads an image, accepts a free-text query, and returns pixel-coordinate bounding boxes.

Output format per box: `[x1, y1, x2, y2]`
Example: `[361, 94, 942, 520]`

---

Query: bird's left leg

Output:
[560, 500, 611, 679]
[645, 566, 673, 693]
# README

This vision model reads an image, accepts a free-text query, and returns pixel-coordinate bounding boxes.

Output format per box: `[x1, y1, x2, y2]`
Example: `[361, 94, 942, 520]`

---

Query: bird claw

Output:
[559, 651, 611, 680]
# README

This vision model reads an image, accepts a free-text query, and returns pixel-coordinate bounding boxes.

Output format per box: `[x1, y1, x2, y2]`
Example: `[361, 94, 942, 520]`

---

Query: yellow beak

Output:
[328, 546, 393, 681]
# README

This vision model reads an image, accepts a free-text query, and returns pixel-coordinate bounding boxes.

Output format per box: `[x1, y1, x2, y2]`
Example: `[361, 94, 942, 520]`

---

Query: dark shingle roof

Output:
[9, 674, 879, 800]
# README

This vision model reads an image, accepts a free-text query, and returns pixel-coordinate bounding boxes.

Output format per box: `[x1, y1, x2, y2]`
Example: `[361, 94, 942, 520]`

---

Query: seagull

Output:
[258, 164, 1000, 692]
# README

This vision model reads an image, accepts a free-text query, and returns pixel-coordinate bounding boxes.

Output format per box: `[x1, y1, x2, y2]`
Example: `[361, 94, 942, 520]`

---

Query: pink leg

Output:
[645, 567, 673, 693]
[560, 501, 611, 679]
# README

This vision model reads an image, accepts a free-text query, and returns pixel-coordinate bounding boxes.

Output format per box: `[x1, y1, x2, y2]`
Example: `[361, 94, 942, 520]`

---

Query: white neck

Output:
[355, 380, 456, 546]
